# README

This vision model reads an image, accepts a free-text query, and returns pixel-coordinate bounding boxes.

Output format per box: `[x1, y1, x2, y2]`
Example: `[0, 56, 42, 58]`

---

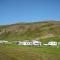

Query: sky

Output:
[0, 0, 60, 25]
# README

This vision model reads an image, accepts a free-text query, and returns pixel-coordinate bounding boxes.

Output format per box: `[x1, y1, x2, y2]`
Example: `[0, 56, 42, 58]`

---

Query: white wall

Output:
[32, 40, 41, 46]
[48, 41, 57, 46]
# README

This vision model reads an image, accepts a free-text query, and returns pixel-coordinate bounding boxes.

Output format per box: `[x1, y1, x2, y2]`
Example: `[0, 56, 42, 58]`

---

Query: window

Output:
[35, 43, 39, 44]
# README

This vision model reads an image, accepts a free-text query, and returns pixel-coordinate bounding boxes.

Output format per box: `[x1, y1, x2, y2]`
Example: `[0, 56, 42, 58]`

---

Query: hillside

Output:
[0, 21, 60, 60]
[0, 21, 60, 42]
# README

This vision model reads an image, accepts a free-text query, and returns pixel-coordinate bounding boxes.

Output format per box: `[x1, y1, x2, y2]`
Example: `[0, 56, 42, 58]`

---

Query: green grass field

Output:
[0, 45, 60, 60]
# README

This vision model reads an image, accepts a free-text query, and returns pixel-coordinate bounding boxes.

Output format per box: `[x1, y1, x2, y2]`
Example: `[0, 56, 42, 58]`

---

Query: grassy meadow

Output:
[0, 45, 60, 60]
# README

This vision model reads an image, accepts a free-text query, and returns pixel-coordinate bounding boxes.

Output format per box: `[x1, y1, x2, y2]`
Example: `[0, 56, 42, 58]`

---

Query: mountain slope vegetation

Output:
[0, 21, 60, 41]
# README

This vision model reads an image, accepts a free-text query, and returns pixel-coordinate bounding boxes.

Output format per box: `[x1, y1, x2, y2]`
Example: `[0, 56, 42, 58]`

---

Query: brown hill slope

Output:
[0, 21, 60, 41]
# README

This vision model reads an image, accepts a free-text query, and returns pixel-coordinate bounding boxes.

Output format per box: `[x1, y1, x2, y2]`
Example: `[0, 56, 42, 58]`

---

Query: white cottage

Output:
[58, 42, 60, 46]
[16, 41, 32, 45]
[32, 40, 41, 46]
[0, 41, 3, 43]
[48, 41, 57, 46]
[25, 41, 32, 45]
[0, 40, 8, 44]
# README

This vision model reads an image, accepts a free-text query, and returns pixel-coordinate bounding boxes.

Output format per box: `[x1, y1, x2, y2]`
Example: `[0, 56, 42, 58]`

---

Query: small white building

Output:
[25, 41, 32, 45]
[16, 40, 41, 46]
[0, 40, 8, 44]
[0, 41, 3, 43]
[16, 41, 32, 45]
[58, 42, 60, 46]
[48, 41, 57, 46]
[32, 40, 41, 46]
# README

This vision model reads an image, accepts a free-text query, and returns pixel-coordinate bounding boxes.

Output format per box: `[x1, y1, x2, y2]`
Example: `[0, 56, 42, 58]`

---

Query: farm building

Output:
[16, 40, 41, 46]
[48, 41, 57, 46]
[0, 40, 8, 44]
[32, 40, 41, 46]
[16, 41, 32, 45]
[58, 42, 60, 46]
[0, 41, 3, 43]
